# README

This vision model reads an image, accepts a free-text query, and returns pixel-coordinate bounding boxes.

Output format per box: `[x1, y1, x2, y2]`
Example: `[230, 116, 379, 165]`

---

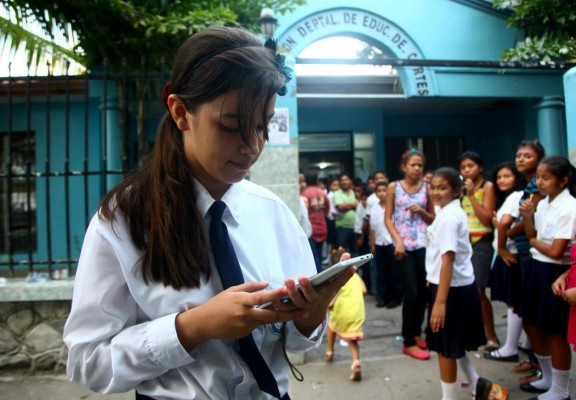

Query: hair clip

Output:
[264, 38, 292, 96]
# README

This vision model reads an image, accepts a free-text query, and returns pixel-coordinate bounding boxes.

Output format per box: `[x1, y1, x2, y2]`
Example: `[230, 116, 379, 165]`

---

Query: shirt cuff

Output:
[146, 312, 198, 369]
[284, 316, 327, 353]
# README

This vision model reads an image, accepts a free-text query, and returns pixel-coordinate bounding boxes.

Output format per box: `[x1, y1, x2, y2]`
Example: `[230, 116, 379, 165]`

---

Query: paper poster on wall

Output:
[267, 108, 289, 146]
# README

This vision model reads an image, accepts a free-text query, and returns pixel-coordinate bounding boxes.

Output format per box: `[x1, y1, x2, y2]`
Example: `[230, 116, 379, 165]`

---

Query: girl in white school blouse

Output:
[518, 156, 576, 400]
[64, 27, 354, 400]
[425, 167, 493, 400]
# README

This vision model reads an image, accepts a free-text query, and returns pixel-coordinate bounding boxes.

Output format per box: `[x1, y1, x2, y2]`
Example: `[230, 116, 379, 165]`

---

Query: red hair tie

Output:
[161, 82, 172, 110]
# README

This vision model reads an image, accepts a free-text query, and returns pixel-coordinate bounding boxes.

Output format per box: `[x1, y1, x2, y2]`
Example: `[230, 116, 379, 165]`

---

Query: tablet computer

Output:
[257, 253, 373, 309]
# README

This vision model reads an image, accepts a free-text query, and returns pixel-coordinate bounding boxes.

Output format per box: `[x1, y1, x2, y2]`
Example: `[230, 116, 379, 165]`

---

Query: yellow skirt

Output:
[328, 273, 365, 341]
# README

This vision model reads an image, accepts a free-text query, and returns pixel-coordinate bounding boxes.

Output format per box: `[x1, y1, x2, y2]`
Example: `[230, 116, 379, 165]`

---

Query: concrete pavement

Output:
[1, 294, 574, 399]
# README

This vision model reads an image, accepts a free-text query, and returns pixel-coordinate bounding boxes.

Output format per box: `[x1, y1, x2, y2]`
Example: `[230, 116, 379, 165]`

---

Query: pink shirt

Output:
[302, 186, 329, 242]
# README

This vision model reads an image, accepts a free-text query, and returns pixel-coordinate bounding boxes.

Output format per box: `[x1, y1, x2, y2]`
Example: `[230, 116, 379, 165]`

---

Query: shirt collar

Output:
[195, 179, 244, 223]
[440, 198, 461, 213]
[548, 187, 570, 208]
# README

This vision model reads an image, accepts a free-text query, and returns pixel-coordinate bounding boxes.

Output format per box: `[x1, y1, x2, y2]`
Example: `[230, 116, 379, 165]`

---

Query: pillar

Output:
[564, 68, 576, 165]
[535, 96, 567, 157]
[250, 55, 300, 217]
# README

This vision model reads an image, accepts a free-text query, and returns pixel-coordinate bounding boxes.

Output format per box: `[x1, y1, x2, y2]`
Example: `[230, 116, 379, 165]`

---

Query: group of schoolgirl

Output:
[482, 140, 576, 400]
[444, 140, 576, 400]
[322, 144, 576, 400]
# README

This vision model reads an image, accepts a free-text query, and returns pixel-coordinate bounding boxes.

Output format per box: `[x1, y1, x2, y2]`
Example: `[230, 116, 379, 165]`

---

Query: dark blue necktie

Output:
[209, 200, 288, 400]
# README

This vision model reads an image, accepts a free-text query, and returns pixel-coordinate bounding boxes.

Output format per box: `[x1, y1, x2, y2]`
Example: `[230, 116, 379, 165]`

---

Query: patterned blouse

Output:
[393, 181, 429, 251]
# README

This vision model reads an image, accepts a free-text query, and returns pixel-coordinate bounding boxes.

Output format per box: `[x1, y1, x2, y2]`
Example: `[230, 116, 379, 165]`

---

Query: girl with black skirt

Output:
[425, 167, 492, 400]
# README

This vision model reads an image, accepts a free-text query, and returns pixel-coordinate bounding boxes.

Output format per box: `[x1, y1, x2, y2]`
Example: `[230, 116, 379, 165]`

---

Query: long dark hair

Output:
[491, 162, 526, 210]
[99, 27, 288, 290]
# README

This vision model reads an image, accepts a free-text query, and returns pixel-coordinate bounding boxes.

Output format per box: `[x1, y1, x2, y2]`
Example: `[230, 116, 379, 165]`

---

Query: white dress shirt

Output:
[64, 179, 323, 399]
[493, 190, 523, 253]
[530, 188, 576, 265]
[366, 192, 379, 212]
[369, 203, 392, 246]
[354, 202, 368, 234]
[425, 199, 475, 287]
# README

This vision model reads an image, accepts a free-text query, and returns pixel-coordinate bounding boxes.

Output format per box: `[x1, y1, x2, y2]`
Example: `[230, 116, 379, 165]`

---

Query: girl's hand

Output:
[519, 199, 535, 218]
[429, 302, 446, 333]
[463, 178, 475, 196]
[497, 248, 517, 266]
[552, 274, 567, 296]
[394, 242, 406, 260]
[175, 281, 310, 348]
[406, 204, 422, 214]
[562, 288, 576, 305]
[287, 252, 355, 337]
[491, 211, 498, 227]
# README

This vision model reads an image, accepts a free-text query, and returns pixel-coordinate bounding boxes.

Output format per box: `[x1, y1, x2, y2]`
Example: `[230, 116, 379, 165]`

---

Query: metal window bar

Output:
[64, 65, 72, 274]
[45, 63, 53, 276]
[5, 66, 13, 268]
[26, 70, 34, 272]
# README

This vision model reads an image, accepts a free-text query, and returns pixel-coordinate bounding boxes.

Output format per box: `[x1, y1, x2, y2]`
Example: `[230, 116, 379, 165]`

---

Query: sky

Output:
[0, 6, 84, 76]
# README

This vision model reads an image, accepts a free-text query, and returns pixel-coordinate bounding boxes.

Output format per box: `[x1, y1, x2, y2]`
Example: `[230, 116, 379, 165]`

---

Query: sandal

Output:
[324, 351, 334, 362]
[512, 360, 539, 373]
[350, 360, 362, 381]
[518, 369, 542, 384]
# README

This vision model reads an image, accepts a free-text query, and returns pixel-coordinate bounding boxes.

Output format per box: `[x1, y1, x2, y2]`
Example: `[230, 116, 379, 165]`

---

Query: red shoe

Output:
[415, 336, 428, 350]
[403, 346, 430, 360]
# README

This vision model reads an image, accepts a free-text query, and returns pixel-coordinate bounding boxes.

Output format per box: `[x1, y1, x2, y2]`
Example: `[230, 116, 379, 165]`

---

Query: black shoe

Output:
[483, 349, 519, 362]
[519, 382, 548, 393]
[475, 377, 492, 400]
[376, 300, 387, 308]
[386, 299, 402, 309]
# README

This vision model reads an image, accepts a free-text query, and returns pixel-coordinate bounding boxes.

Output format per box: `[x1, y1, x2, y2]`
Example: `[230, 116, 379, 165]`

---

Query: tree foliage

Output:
[493, 0, 576, 62]
[1, 0, 305, 72]
[0, 12, 83, 74]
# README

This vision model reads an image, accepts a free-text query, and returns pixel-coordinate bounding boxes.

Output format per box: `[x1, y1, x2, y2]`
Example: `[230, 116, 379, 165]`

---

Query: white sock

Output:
[492, 308, 522, 357]
[440, 380, 458, 400]
[458, 355, 479, 392]
[531, 354, 552, 390]
[537, 368, 571, 400]
[519, 333, 532, 350]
